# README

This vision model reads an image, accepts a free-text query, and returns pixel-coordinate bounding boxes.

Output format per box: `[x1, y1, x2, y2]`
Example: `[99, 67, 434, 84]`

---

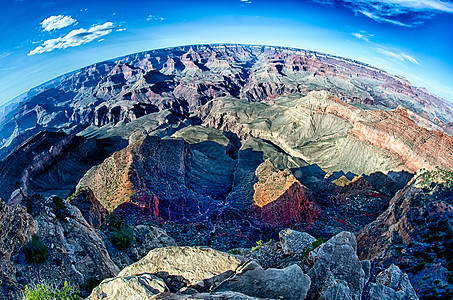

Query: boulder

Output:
[215, 260, 311, 300]
[306, 231, 366, 300]
[369, 264, 419, 300]
[187, 291, 272, 299]
[89, 273, 167, 299]
[279, 228, 316, 256]
[127, 225, 177, 261]
[119, 246, 246, 285]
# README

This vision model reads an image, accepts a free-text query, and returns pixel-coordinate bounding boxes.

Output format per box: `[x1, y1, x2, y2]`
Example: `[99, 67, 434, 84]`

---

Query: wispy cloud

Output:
[28, 22, 115, 55]
[377, 48, 419, 64]
[146, 15, 164, 21]
[116, 28, 126, 32]
[240, 0, 252, 4]
[352, 30, 419, 65]
[41, 15, 77, 32]
[352, 32, 374, 42]
[312, 0, 453, 26]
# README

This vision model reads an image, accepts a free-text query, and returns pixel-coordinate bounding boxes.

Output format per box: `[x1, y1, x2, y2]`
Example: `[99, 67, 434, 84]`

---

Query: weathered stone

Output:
[89, 273, 167, 300]
[70, 187, 108, 228]
[14, 201, 120, 294]
[279, 228, 316, 256]
[127, 225, 177, 261]
[215, 260, 310, 300]
[119, 246, 246, 285]
[187, 291, 271, 299]
[0, 199, 37, 298]
[374, 264, 419, 300]
[306, 231, 365, 300]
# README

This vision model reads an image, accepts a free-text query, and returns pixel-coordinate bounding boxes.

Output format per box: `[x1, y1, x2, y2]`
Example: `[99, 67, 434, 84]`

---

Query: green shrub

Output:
[22, 235, 48, 264]
[24, 281, 80, 300]
[250, 240, 263, 253]
[109, 227, 132, 250]
[312, 237, 326, 249]
[50, 196, 68, 220]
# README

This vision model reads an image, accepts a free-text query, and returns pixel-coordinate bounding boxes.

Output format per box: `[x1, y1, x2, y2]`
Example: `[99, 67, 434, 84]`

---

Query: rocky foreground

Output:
[89, 231, 417, 300]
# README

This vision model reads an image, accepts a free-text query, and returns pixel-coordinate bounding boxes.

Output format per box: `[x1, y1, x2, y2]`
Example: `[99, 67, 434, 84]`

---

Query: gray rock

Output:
[187, 291, 272, 299]
[119, 246, 246, 286]
[369, 283, 408, 300]
[89, 273, 167, 299]
[279, 228, 316, 256]
[15, 202, 120, 293]
[215, 260, 311, 300]
[361, 260, 371, 283]
[374, 264, 419, 300]
[306, 231, 365, 300]
[127, 225, 177, 261]
[0, 199, 37, 298]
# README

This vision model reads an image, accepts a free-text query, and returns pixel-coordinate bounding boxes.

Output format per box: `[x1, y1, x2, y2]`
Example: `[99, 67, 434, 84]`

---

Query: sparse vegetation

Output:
[109, 226, 132, 250]
[22, 235, 48, 264]
[23, 281, 80, 300]
[312, 237, 326, 249]
[106, 214, 133, 250]
[50, 196, 68, 220]
[250, 240, 263, 253]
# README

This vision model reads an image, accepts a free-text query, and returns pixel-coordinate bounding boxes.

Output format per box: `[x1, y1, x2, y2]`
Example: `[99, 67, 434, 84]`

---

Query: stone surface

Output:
[215, 260, 311, 300]
[89, 273, 167, 300]
[375, 264, 419, 300]
[0, 199, 37, 298]
[278, 228, 316, 256]
[127, 225, 177, 261]
[118, 246, 246, 285]
[306, 231, 366, 300]
[69, 187, 108, 228]
[14, 199, 120, 294]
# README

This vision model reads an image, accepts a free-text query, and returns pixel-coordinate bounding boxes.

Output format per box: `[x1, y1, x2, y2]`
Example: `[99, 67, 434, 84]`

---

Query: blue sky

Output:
[0, 0, 452, 105]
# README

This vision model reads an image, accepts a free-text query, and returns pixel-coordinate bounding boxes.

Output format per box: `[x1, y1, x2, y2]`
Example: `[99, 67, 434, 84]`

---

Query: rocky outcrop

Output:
[89, 273, 167, 300]
[14, 199, 120, 294]
[369, 264, 419, 300]
[279, 228, 316, 256]
[69, 187, 108, 228]
[215, 261, 311, 300]
[251, 160, 319, 226]
[127, 225, 177, 261]
[306, 231, 366, 300]
[0, 199, 37, 298]
[356, 176, 453, 298]
[118, 246, 246, 285]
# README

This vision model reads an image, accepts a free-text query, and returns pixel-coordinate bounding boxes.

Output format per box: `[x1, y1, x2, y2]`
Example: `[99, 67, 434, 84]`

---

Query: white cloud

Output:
[146, 15, 164, 21]
[352, 32, 374, 41]
[116, 28, 126, 32]
[312, 0, 453, 26]
[377, 48, 419, 64]
[28, 22, 115, 55]
[41, 15, 77, 32]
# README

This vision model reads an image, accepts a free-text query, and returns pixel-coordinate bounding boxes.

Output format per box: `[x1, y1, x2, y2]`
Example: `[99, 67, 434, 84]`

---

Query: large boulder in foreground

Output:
[118, 246, 246, 285]
[89, 273, 167, 300]
[215, 260, 310, 300]
[306, 231, 366, 300]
